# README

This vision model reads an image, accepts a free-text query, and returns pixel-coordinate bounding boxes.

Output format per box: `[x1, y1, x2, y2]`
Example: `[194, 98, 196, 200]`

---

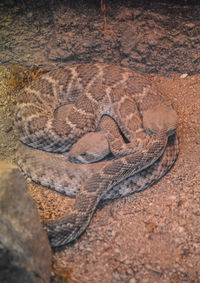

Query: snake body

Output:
[15, 63, 179, 247]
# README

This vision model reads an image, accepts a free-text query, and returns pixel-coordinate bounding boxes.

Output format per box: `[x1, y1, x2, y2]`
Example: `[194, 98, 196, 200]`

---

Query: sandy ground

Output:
[0, 1, 200, 282]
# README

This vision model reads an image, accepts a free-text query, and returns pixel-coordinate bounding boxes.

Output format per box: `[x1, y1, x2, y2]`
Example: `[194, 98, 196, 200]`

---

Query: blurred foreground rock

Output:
[0, 161, 51, 283]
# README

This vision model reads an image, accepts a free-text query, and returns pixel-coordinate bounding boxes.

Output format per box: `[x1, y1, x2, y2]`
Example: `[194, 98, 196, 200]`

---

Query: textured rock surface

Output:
[0, 162, 51, 283]
[0, 1, 200, 75]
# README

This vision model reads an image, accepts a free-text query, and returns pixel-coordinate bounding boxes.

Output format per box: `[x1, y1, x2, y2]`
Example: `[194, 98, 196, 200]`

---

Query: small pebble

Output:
[180, 74, 188, 79]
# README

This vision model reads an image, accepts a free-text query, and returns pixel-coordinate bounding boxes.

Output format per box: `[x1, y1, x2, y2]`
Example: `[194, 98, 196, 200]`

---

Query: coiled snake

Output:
[15, 63, 179, 247]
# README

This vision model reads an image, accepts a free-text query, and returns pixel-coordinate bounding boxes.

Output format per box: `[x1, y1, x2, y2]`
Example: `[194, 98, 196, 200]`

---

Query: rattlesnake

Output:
[14, 63, 179, 248]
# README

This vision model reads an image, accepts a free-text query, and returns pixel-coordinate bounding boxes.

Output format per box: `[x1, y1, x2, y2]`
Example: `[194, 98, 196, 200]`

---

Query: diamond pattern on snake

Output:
[14, 63, 179, 248]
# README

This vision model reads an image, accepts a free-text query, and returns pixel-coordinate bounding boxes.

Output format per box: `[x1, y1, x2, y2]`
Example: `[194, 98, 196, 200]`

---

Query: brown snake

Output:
[14, 63, 179, 248]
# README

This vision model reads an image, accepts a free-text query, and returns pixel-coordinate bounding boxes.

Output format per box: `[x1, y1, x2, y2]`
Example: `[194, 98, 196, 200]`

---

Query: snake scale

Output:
[14, 63, 179, 248]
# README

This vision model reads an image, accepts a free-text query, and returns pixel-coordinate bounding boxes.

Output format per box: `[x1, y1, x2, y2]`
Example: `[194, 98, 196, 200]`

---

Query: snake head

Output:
[68, 131, 110, 164]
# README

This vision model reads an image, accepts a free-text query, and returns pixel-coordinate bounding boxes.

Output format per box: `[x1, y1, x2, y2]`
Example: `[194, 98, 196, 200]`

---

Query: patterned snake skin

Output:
[14, 63, 179, 248]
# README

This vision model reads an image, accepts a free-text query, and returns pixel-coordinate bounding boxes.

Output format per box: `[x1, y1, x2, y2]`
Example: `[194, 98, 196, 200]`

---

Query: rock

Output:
[180, 73, 188, 79]
[0, 161, 51, 283]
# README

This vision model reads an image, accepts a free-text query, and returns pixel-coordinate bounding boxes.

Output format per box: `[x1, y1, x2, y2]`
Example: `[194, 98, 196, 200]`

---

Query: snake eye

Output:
[81, 152, 87, 157]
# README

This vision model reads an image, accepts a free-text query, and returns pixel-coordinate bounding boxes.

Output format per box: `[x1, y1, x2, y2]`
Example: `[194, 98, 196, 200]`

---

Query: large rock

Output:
[0, 161, 51, 283]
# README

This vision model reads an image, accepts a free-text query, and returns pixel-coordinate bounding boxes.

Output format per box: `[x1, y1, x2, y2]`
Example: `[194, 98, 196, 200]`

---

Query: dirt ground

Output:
[0, 1, 200, 282]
